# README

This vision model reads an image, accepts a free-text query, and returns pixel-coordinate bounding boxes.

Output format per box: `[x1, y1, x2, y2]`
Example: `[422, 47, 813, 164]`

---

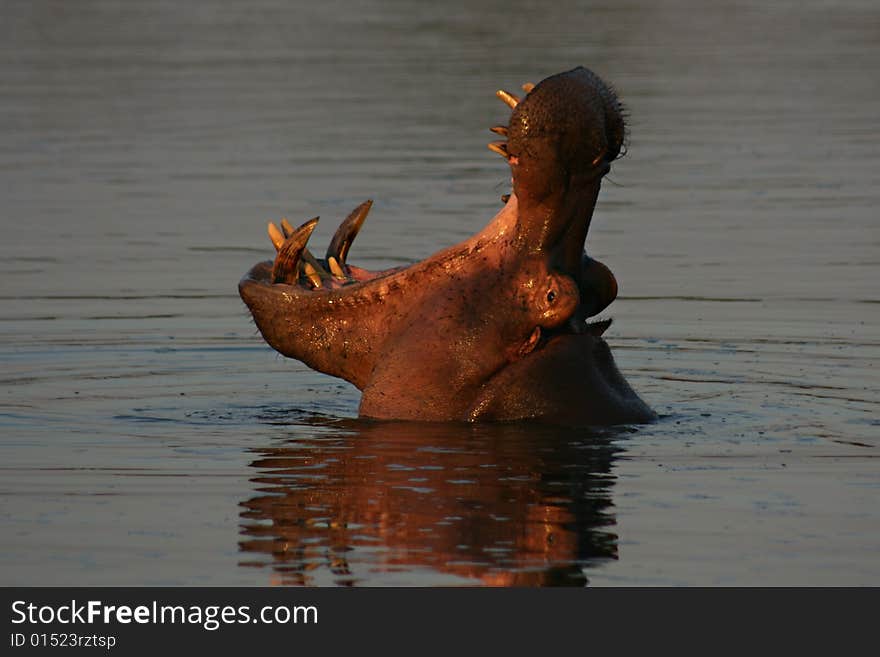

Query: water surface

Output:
[1, 0, 878, 585]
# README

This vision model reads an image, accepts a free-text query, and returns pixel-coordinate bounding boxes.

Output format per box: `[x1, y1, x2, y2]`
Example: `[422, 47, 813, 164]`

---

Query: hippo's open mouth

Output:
[245, 196, 616, 326]
[240, 67, 655, 426]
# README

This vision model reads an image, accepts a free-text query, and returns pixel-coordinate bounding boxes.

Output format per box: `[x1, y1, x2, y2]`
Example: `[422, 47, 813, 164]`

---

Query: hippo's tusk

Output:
[490, 125, 509, 137]
[521, 82, 535, 94]
[277, 217, 333, 284]
[327, 199, 372, 266]
[271, 217, 319, 285]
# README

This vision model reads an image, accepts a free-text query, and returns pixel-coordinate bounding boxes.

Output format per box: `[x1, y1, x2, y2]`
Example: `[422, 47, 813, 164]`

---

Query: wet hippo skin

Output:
[239, 67, 655, 426]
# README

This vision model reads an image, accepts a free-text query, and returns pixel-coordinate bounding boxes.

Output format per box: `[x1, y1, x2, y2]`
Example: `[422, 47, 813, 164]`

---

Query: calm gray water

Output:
[1, 0, 878, 585]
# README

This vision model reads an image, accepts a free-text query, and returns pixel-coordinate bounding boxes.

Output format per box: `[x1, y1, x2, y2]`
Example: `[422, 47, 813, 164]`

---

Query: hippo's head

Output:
[239, 67, 654, 426]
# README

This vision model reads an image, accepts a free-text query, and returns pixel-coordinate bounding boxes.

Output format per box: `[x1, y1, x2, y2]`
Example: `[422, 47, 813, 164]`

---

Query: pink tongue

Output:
[346, 264, 405, 283]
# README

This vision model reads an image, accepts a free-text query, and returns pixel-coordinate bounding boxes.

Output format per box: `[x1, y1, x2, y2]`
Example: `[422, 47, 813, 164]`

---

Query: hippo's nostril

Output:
[327, 199, 372, 266]
[270, 217, 319, 285]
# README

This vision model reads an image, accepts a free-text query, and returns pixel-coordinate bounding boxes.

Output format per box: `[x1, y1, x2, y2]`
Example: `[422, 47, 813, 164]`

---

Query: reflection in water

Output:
[239, 419, 632, 586]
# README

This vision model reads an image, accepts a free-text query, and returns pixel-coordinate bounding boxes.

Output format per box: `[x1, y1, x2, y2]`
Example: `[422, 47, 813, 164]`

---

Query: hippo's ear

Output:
[517, 326, 543, 358]
[579, 256, 618, 318]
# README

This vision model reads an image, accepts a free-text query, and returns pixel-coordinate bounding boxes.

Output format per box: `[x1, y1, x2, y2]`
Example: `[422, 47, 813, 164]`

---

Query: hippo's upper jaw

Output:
[239, 67, 655, 426]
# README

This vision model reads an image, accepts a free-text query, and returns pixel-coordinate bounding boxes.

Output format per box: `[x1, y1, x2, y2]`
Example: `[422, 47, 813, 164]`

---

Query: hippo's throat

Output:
[514, 169, 605, 271]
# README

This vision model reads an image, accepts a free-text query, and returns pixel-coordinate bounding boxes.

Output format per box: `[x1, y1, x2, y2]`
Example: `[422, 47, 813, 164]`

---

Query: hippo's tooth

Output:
[496, 89, 520, 109]
[301, 248, 334, 280]
[326, 199, 372, 265]
[490, 125, 509, 137]
[487, 141, 509, 158]
[271, 217, 319, 285]
[267, 221, 285, 251]
[521, 82, 535, 94]
[327, 256, 346, 279]
[279, 217, 333, 282]
[301, 261, 322, 289]
[280, 218, 296, 237]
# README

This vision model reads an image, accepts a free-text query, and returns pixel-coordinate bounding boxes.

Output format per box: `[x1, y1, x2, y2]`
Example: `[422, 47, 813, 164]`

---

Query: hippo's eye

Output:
[547, 290, 556, 303]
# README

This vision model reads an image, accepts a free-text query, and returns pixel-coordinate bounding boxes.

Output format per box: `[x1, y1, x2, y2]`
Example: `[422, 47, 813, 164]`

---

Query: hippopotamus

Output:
[239, 66, 655, 426]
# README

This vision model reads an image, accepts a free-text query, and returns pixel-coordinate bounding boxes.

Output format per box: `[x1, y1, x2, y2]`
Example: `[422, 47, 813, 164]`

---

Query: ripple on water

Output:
[1, 0, 879, 586]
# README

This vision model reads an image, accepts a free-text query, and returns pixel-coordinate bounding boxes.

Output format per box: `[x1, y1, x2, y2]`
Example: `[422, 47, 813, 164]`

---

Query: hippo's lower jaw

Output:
[239, 67, 656, 426]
